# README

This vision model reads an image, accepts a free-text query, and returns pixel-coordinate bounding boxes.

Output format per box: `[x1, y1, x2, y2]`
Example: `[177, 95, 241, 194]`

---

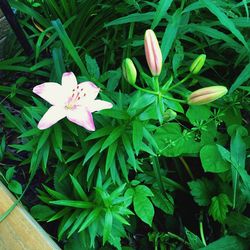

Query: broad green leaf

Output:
[185, 227, 204, 249]
[200, 144, 230, 173]
[226, 212, 250, 238]
[186, 106, 212, 125]
[208, 194, 232, 223]
[8, 180, 22, 195]
[133, 186, 154, 226]
[151, 189, 174, 215]
[30, 205, 55, 221]
[200, 236, 249, 250]
[188, 178, 215, 206]
[6, 167, 15, 182]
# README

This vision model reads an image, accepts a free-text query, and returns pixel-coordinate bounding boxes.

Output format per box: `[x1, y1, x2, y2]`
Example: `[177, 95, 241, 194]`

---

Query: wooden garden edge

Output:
[0, 181, 61, 250]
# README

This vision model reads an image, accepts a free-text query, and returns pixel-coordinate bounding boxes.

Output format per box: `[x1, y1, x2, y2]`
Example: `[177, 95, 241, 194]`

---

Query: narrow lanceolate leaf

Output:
[103, 209, 113, 244]
[132, 120, 143, 155]
[100, 126, 125, 152]
[201, 0, 248, 49]
[105, 141, 118, 174]
[51, 19, 89, 76]
[161, 9, 182, 63]
[151, 0, 174, 29]
[50, 200, 93, 208]
[78, 208, 102, 232]
[104, 12, 155, 27]
[229, 63, 250, 93]
[70, 175, 88, 200]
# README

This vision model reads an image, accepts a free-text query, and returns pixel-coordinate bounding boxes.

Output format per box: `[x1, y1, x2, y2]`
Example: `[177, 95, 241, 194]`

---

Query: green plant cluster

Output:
[0, 0, 250, 249]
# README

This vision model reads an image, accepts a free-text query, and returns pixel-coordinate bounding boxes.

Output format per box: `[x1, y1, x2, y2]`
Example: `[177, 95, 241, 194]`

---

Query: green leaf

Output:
[70, 175, 88, 200]
[85, 54, 100, 79]
[201, 0, 248, 48]
[6, 167, 15, 182]
[151, 189, 174, 215]
[186, 106, 212, 125]
[161, 9, 182, 63]
[78, 208, 102, 232]
[151, 0, 174, 29]
[105, 141, 118, 174]
[200, 236, 249, 250]
[226, 212, 250, 238]
[188, 178, 215, 206]
[132, 120, 143, 155]
[200, 144, 231, 173]
[100, 126, 125, 152]
[185, 227, 204, 249]
[30, 205, 55, 221]
[208, 194, 232, 223]
[133, 185, 154, 226]
[8, 180, 22, 195]
[36, 129, 50, 153]
[103, 209, 113, 244]
[229, 63, 250, 93]
[51, 19, 88, 76]
[53, 124, 63, 149]
[105, 12, 154, 27]
[50, 200, 93, 208]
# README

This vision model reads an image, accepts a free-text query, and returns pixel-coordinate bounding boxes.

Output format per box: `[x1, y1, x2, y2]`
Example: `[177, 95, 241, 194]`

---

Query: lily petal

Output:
[77, 81, 100, 102]
[62, 72, 78, 93]
[33, 82, 66, 106]
[67, 107, 95, 131]
[87, 100, 113, 112]
[38, 106, 66, 130]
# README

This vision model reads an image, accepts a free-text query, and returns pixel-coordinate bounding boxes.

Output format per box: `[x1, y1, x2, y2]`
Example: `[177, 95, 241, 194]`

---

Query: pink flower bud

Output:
[188, 86, 228, 105]
[144, 29, 162, 76]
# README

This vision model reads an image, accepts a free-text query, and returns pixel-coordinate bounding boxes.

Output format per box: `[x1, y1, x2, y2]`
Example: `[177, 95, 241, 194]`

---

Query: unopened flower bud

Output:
[190, 54, 206, 74]
[164, 109, 177, 121]
[144, 29, 162, 76]
[122, 58, 137, 85]
[188, 86, 228, 105]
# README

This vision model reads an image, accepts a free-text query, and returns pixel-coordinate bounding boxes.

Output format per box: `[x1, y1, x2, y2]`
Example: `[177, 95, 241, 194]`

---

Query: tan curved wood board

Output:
[0, 182, 61, 250]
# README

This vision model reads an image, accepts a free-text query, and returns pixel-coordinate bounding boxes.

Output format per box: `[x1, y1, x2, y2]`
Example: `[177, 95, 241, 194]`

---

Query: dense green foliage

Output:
[0, 0, 250, 249]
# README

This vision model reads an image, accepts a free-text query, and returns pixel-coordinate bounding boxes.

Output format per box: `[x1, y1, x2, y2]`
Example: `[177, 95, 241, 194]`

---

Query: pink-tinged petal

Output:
[33, 82, 66, 106]
[67, 107, 95, 131]
[87, 100, 113, 112]
[62, 72, 78, 93]
[38, 106, 66, 130]
[77, 81, 100, 102]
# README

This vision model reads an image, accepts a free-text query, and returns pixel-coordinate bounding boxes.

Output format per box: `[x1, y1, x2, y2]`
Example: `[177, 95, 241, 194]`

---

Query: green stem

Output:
[168, 73, 192, 91]
[199, 220, 207, 246]
[167, 232, 190, 247]
[162, 94, 186, 103]
[180, 157, 194, 180]
[151, 156, 166, 195]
